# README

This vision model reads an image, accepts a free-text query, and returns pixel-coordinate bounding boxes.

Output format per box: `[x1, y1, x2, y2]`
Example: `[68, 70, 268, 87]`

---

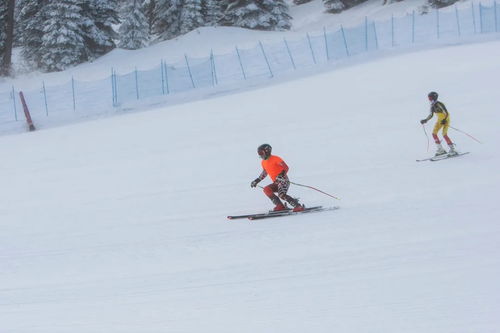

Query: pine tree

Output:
[323, 0, 368, 13]
[180, 0, 204, 34]
[203, 0, 225, 26]
[0, 1, 7, 75]
[39, 0, 86, 71]
[428, 0, 459, 8]
[263, 0, 291, 30]
[119, 0, 149, 49]
[293, 0, 314, 4]
[153, 0, 183, 40]
[80, 0, 119, 60]
[223, 0, 291, 31]
[17, 0, 48, 69]
[143, 0, 158, 35]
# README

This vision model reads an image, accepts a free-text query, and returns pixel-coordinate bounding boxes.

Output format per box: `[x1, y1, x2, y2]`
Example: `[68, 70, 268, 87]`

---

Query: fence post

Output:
[19, 91, 36, 131]
[455, 6, 461, 37]
[495, 1, 498, 32]
[210, 50, 218, 86]
[283, 38, 296, 70]
[323, 27, 330, 60]
[163, 62, 170, 95]
[340, 25, 350, 56]
[391, 14, 395, 47]
[479, 2, 483, 33]
[373, 22, 379, 50]
[160, 60, 165, 95]
[184, 54, 196, 88]
[235, 46, 247, 80]
[11, 86, 18, 121]
[306, 33, 317, 64]
[71, 76, 76, 111]
[134, 67, 139, 99]
[365, 16, 368, 51]
[412, 10, 416, 43]
[436, 8, 440, 39]
[472, 2, 477, 33]
[110, 68, 115, 106]
[42, 81, 48, 116]
[258, 41, 273, 78]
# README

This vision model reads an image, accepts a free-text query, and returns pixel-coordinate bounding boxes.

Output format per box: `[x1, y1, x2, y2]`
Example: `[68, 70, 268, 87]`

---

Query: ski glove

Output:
[420, 119, 427, 124]
[251, 178, 261, 188]
[441, 119, 447, 125]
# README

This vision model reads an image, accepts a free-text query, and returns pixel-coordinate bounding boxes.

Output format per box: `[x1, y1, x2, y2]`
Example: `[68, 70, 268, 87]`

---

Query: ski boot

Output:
[434, 144, 447, 157]
[273, 203, 287, 211]
[293, 204, 305, 212]
[448, 144, 458, 156]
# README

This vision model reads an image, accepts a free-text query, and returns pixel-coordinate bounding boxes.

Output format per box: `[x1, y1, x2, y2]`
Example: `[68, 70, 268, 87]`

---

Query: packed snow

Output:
[1, 0, 500, 332]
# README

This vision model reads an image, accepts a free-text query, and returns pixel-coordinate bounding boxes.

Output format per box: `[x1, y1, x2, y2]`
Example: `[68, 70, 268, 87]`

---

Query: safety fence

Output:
[1, 2, 499, 130]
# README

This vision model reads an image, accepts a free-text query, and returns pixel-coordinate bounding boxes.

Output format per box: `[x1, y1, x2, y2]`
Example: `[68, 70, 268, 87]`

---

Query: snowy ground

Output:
[1, 38, 500, 332]
[1, 0, 500, 332]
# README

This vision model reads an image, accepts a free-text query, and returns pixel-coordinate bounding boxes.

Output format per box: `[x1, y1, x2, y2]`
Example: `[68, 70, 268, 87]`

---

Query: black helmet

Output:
[257, 144, 272, 160]
[428, 91, 438, 102]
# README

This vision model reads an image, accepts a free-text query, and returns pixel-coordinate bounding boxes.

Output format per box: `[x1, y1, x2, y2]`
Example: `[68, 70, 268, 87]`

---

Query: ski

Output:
[417, 152, 469, 162]
[430, 151, 469, 162]
[248, 206, 339, 220]
[227, 208, 292, 220]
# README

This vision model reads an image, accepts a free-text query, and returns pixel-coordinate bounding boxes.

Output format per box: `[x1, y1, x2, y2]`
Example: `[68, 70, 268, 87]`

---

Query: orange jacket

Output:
[261, 155, 289, 181]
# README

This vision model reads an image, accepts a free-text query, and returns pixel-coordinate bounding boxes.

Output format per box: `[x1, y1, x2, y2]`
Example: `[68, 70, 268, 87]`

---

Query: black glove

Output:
[441, 119, 447, 125]
[420, 119, 427, 125]
[250, 178, 260, 188]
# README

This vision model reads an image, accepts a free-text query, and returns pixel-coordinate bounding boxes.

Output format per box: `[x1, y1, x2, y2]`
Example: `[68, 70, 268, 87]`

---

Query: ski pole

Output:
[421, 124, 430, 152]
[449, 126, 482, 144]
[290, 181, 340, 200]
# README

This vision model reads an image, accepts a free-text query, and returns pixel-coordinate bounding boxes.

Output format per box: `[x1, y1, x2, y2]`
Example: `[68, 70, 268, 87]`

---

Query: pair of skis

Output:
[227, 206, 339, 221]
[416, 151, 469, 162]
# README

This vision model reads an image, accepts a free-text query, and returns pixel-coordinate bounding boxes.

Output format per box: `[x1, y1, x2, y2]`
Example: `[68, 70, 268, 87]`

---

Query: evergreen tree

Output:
[17, 0, 48, 68]
[0, 1, 7, 75]
[143, 0, 158, 35]
[39, 0, 86, 71]
[80, 0, 119, 60]
[323, 0, 368, 13]
[153, 0, 183, 40]
[223, 0, 291, 31]
[203, 0, 225, 26]
[263, 0, 291, 30]
[119, 0, 149, 49]
[180, 0, 204, 34]
[293, 0, 314, 4]
[428, 0, 459, 8]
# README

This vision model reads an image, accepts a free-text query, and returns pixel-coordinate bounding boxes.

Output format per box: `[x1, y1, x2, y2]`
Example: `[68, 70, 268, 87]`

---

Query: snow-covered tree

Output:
[119, 0, 149, 49]
[263, 0, 291, 30]
[179, 0, 204, 34]
[203, 0, 225, 26]
[80, 0, 119, 59]
[39, 0, 86, 71]
[17, 0, 48, 68]
[293, 0, 314, 4]
[323, 0, 367, 13]
[143, 0, 159, 35]
[153, 0, 183, 40]
[223, 0, 291, 31]
[428, 0, 459, 8]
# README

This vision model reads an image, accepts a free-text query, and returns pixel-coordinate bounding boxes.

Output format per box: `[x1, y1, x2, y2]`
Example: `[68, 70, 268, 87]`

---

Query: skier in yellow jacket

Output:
[420, 91, 458, 157]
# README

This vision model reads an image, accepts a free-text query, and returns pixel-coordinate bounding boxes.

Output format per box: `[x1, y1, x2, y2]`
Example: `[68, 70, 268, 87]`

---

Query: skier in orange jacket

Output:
[250, 144, 305, 212]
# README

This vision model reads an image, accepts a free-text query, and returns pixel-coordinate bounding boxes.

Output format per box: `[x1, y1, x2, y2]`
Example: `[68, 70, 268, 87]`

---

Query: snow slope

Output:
[1, 38, 500, 332]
